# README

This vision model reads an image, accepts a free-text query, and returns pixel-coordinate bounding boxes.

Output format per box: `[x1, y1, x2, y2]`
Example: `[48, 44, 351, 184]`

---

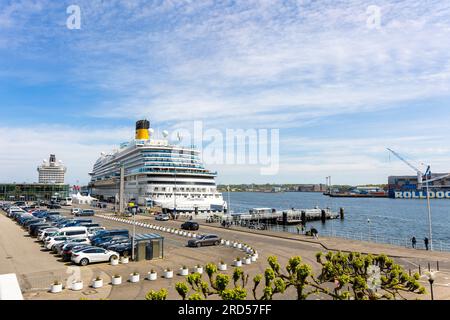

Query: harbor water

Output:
[226, 192, 450, 251]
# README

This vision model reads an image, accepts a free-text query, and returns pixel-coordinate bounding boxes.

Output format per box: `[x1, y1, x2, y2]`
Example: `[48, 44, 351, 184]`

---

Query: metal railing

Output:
[262, 223, 450, 252]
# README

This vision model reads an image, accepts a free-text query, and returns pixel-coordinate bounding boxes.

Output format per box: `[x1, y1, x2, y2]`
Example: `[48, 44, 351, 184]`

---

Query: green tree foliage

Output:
[314, 252, 426, 300]
[150, 252, 426, 301]
[145, 288, 168, 300]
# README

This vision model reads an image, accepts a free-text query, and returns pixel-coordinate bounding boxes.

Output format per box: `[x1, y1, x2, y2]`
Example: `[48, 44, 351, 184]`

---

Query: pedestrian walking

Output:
[411, 237, 417, 249]
[424, 237, 429, 251]
[296, 225, 301, 235]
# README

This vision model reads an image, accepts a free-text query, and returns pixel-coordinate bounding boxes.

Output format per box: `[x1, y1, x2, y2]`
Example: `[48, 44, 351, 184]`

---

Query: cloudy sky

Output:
[1, 0, 450, 185]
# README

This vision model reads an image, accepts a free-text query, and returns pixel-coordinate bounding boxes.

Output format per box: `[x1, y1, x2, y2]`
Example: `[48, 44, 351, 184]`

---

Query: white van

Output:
[46, 227, 88, 241]
[61, 197, 73, 206]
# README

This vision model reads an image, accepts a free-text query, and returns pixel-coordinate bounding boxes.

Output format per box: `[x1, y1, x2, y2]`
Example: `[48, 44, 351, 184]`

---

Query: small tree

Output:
[313, 252, 426, 300]
[150, 252, 426, 301]
[145, 288, 168, 300]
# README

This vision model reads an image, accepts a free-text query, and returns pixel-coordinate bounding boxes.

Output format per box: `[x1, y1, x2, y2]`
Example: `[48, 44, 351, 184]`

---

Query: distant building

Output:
[37, 154, 66, 184]
[0, 183, 69, 201]
[297, 184, 326, 192]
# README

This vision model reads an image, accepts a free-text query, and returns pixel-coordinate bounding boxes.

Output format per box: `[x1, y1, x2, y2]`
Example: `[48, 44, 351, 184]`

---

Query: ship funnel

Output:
[136, 120, 150, 140]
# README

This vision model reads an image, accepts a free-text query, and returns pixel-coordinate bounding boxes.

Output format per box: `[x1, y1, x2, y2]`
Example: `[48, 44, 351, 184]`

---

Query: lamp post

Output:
[227, 185, 231, 214]
[132, 205, 136, 261]
[367, 218, 371, 242]
[424, 165, 433, 251]
[426, 271, 437, 300]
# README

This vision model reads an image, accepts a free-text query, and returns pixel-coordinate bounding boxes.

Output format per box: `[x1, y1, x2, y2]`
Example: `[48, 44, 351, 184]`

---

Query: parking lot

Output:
[1, 202, 264, 300]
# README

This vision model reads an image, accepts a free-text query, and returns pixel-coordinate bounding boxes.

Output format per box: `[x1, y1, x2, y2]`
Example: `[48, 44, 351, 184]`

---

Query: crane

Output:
[387, 148, 423, 188]
[387, 148, 450, 188]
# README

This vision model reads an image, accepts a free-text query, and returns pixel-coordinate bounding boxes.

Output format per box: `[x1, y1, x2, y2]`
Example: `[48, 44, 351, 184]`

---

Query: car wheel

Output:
[80, 258, 89, 266]
[196, 243, 201, 248]
[110, 255, 118, 262]
[214, 241, 219, 246]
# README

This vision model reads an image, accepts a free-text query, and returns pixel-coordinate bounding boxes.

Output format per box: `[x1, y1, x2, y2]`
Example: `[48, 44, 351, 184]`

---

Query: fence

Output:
[18, 269, 70, 292]
[262, 223, 450, 253]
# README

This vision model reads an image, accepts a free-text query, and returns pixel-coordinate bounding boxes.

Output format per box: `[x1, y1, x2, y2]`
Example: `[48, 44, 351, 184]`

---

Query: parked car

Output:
[23, 218, 46, 228]
[87, 226, 106, 237]
[76, 209, 95, 217]
[98, 237, 130, 249]
[71, 208, 82, 215]
[61, 243, 92, 262]
[155, 214, 170, 221]
[45, 236, 71, 251]
[29, 223, 52, 236]
[107, 242, 134, 257]
[94, 235, 129, 248]
[181, 221, 200, 231]
[188, 234, 221, 247]
[38, 229, 59, 241]
[55, 238, 91, 255]
[71, 247, 119, 266]
[90, 229, 129, 244]
[78, 223, 100, 228]
[48, 204, 62, 210]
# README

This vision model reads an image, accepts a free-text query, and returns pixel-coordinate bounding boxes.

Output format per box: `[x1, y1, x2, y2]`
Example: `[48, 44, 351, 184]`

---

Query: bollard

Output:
[419, 265, 421, 275]
[437, 261, 440, 271]
[340, 207, 345, 220]
[428, 262, 431, 272]
[409, 269, 411, 276]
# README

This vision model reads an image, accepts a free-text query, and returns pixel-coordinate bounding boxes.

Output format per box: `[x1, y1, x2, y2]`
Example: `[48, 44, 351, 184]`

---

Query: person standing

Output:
[411, 237, 417, 249]
[296, 225, 301, 235]
[424, 237, 429, 251]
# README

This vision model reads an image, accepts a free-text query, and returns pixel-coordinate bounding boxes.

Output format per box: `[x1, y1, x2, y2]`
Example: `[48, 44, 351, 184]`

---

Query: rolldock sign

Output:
[395, 191, 450, 199]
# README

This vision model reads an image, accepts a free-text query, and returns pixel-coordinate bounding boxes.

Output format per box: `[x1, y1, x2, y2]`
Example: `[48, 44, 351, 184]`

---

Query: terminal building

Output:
[0, 154, 69, 202]
[37, 154, 67, 184]
[388, 174, 450, 199]
[0, 183, 69, 201]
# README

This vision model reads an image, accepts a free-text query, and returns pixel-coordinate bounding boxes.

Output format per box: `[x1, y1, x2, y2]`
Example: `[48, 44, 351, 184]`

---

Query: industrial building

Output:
[388, 174, 450, 199]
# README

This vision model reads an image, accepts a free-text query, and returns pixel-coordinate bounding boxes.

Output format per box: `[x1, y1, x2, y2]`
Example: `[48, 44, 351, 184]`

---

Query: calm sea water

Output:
[224, 192, 450, 246]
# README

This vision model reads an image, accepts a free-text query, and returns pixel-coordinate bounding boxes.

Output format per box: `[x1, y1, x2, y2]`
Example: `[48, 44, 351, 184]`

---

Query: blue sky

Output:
[1, 0, 450, 185]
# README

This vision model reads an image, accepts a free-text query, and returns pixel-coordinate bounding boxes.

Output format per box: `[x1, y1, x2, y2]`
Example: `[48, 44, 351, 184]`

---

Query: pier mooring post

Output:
[301, 211, 306, 226]
[340, 207, 345, 220]
[321, 210, 326, 223]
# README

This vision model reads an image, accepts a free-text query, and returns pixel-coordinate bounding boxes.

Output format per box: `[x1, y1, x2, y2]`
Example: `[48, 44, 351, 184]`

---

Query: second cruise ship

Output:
[89, 120, 227, 218]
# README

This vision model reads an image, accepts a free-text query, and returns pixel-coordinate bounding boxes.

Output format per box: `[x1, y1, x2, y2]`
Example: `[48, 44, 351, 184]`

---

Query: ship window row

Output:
[133, 168, 215, 175]
[145, 193, 222, 198]
[145, 181, 216, 186]
[142, 150, 197, 155]
[152, 186, 217, 193]
[143, 157, 201, 164]
[144, 163, 204, 170]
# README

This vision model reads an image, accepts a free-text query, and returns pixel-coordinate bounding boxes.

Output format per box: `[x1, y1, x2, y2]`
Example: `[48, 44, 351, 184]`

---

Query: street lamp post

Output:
[367, 218, 371, 242]
[424, 165, 433, 251]
[227, 185, 231, 214]
[426, 271, 436, 300]
[132, 206, 136, 261]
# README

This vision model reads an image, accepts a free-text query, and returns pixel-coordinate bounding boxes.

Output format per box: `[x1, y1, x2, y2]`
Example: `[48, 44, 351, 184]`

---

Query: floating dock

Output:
[230, 207, 342, 225]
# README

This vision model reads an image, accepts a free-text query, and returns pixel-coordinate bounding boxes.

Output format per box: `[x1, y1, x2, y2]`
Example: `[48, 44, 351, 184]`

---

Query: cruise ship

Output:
[89, 120, 227, 218]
